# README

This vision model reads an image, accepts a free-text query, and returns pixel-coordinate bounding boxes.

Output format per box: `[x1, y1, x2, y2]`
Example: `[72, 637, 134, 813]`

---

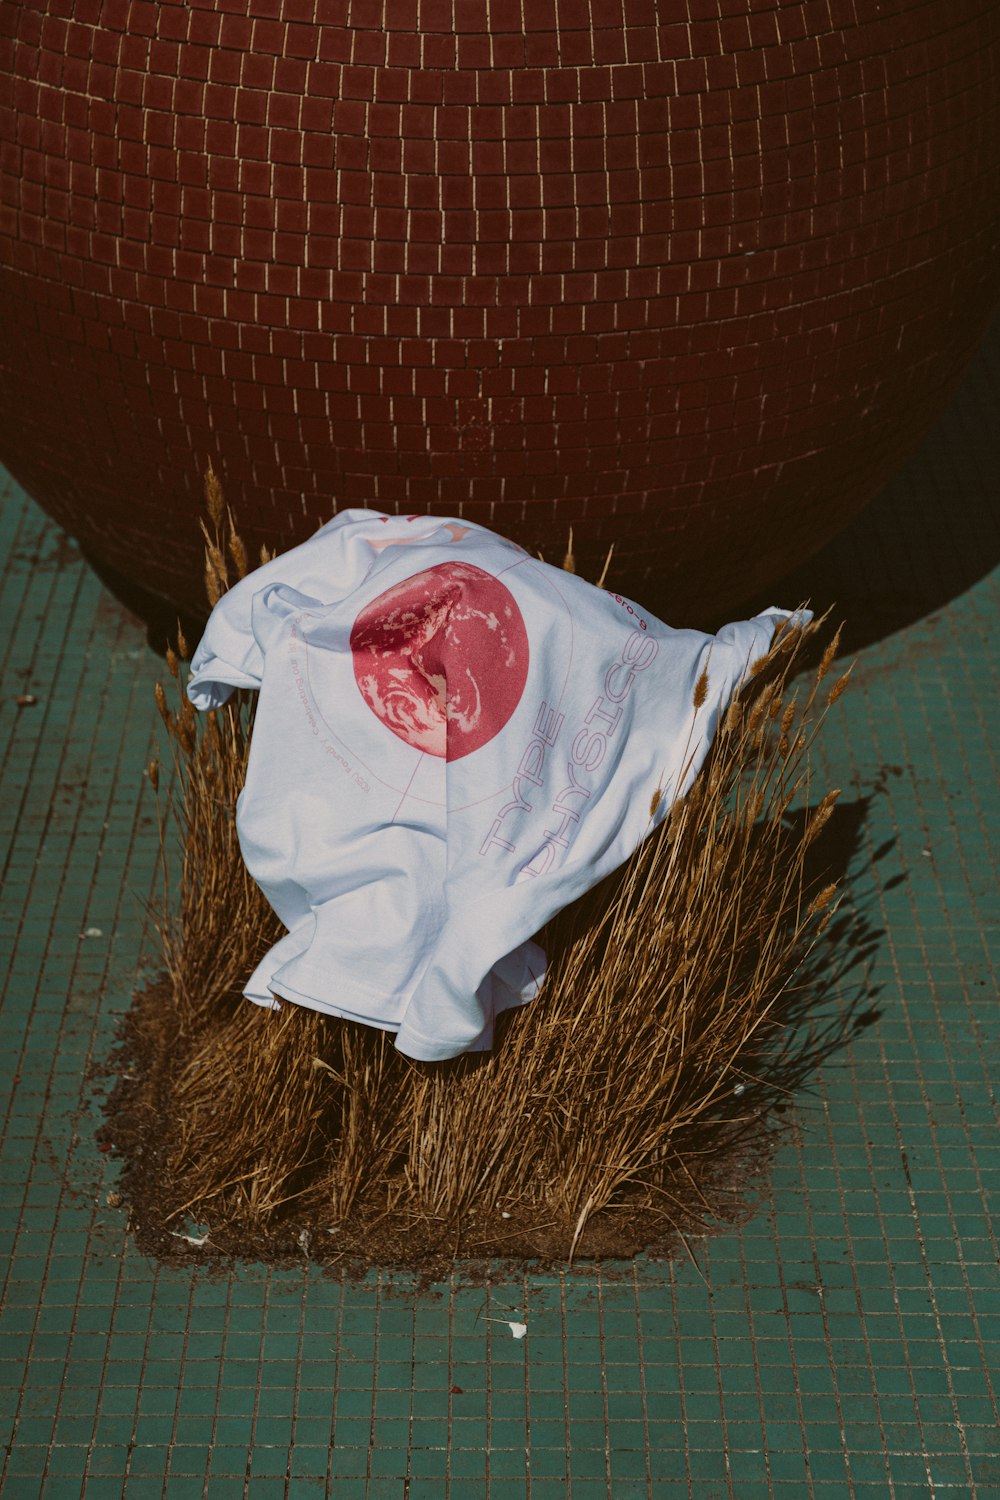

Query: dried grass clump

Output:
[107, 478, 855, 1267]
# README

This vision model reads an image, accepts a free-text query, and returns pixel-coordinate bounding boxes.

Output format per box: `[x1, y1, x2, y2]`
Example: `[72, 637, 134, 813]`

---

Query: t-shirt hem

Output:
[263, 979, 405, 1034]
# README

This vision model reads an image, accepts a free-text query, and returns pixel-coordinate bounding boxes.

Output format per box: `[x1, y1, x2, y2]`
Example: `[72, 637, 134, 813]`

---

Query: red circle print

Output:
[350, 562, 529, 761]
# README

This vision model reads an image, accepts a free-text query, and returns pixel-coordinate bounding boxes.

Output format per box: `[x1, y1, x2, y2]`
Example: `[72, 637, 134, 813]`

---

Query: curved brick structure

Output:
[1, 0, 998, 618]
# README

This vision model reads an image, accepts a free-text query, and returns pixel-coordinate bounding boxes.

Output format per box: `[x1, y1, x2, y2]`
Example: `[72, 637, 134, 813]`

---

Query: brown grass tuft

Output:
[827, 668, 852, 705]
[110, 469, 855, 1267]
[817, 624, 842, 681]
[807, 882, 838, 917]
[203, 457, 225, 529]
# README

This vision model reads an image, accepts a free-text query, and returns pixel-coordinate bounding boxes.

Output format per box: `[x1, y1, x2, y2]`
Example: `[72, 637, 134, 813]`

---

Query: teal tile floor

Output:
[1, 325, 998, 1497]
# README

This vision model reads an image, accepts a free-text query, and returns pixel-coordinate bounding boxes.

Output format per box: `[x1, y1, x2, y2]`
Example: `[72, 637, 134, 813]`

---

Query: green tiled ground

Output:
[1, 326, 998, 1498]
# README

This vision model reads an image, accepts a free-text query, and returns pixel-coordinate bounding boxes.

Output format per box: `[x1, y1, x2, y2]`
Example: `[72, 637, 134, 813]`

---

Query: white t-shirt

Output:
[187, 510, 800, 1061]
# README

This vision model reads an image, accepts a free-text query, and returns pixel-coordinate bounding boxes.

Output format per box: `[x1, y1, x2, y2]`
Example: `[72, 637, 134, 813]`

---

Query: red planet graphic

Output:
[350, 562, 530, 762]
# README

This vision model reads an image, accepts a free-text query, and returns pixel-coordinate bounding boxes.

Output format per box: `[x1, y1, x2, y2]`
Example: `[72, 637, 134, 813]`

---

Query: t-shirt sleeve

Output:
[185, 509, 385, 709]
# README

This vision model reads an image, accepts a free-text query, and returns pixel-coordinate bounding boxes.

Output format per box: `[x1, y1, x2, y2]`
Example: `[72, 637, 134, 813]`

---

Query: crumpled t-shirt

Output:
[186, 509, 801, 1061]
